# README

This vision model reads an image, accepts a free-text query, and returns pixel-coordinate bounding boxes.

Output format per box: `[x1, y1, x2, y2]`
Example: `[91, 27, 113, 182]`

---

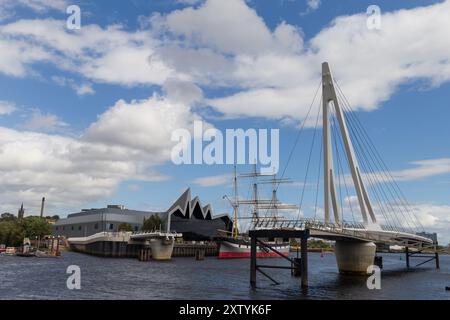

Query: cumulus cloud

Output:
[83, 94, 203, 162]
[0, 95, 203, 215]
[0, 19, 176, 85]
[1, 0, 450, 123]
[411, 203, 450, 244]
[162, 78, 203, 105]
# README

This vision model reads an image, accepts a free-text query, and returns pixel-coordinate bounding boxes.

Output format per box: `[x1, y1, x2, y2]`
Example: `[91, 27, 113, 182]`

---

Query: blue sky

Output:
[0, 0, 449, 243]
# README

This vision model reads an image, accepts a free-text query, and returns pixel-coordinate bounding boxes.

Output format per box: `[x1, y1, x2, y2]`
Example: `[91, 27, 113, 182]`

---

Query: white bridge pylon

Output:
[322, 62, 380, 231]
[252, 62, 433, 249]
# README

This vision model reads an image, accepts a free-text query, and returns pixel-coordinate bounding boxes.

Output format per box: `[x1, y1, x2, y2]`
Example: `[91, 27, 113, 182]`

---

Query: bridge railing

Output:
[252, 217, 422, 234]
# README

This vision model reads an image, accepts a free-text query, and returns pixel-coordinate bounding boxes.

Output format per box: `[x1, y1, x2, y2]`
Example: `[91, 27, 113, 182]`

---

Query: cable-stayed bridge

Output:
[249, 62, 437, 276]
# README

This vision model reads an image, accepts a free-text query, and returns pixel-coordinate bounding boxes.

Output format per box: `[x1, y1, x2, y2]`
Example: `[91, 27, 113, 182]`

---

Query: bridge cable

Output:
[297, 95, 322, 221]
[313, 130, 324, 222]
[334, 89, 412, 231]
[334, 80, 423, 232]
[257, 80, 322, 224]
[336, 91, 420, 232]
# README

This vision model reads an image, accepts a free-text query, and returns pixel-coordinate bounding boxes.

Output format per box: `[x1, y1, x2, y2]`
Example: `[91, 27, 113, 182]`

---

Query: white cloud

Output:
[156, 0, 450, 122]
[15, 0, 69, 12]
[300, 0, 321, 16]
[83, 94, 203, 161]
[150, 0, 303, 56]
[192, 173, 231, 187]
[163, 78, 203, 104]
[52, 76, 95, 96]
[0, 0, 68, 21]
[22, 109, 68, 132]
[352, 158, 450, 187]
[307, 0, 320, 11]
[1, 0, 450, 122]
[0, 95, 203, 215]
[74, 83, 95, 96]
[0, 100, 16, 115]
[0, 19, 177, 86]
[391, 159, 450, 182]
[409, 203, 450, 245]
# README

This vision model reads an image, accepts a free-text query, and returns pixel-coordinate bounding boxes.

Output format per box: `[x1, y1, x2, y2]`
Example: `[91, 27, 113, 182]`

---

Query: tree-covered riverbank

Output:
[0, 213, 55, 246]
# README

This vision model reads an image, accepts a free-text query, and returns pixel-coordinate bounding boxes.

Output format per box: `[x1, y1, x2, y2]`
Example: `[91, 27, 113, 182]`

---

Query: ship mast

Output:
[232, 165, 239, 239]
[238, 164, 298, 229]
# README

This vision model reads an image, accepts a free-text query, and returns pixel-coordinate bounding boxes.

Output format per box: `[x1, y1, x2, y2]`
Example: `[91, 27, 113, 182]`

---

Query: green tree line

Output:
[0, 213, 52, 246]
[117, 215, 163, 233]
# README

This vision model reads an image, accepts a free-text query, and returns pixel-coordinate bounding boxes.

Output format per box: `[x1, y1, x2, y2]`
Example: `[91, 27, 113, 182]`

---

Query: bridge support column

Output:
[335, 241, 376, 274]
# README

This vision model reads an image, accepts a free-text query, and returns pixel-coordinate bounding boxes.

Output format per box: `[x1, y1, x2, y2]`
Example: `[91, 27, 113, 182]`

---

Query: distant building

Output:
[17, 203, 24, 219]
[53, 189, 232, 241]
[416, 232, 438, 244]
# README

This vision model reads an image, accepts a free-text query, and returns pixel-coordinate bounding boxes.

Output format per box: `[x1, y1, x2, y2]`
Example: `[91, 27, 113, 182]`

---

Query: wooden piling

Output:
[300, 236, 308, 288]
[249, 229, 309, 289]
[292, 258, 302, 277]
[435, 250, 440, 269]
[195, 249, 205, 260]
[138, 248, 151, 261]
[405, 247, 410, 269]
[250, 236, 257, 288]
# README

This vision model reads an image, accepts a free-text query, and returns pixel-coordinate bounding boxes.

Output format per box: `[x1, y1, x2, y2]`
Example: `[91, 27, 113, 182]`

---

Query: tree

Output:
[141, 215, 162, 232]
[0, 216, 52, 247]
[1, 213, 16, 221]
[0, 220, 24, 246]
[22, 217, 51, 239]
[118, 223, 133, 232]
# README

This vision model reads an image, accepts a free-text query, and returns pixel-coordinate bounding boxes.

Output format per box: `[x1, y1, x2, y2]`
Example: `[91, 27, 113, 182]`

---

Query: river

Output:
[0, 251, 449, 300]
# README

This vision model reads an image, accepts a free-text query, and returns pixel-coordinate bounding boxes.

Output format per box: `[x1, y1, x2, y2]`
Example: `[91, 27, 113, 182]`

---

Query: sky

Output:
[0, 0, 449, 244]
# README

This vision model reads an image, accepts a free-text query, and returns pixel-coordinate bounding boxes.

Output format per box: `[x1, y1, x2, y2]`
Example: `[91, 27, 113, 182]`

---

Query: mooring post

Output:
[250, 236, 257, 288]
[300, 234, 308, 288]
[435, 245, 440, 269]
[405, 247, 410, 269]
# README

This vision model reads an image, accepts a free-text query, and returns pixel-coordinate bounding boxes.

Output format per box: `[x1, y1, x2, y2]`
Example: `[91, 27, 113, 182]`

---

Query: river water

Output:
[0, 251, 449, 300]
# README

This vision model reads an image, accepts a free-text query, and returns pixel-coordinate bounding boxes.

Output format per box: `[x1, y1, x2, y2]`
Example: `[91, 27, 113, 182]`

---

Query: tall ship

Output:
[218, 165, 297, 259]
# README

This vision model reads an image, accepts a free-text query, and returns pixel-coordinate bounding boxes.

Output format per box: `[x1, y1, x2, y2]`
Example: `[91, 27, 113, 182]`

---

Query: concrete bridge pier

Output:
[335, 240, 376, 274]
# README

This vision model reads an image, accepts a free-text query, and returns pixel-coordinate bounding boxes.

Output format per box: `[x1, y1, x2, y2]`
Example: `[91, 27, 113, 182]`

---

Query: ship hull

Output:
[218, 239, 289, 259]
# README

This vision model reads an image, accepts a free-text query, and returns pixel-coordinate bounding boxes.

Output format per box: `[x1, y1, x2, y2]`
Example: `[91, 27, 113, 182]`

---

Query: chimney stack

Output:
[40, 197, 45, 218]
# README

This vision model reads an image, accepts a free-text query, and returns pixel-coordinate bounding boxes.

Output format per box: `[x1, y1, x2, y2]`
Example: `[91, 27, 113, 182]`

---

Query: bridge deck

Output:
[251, 218, 435, 249]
